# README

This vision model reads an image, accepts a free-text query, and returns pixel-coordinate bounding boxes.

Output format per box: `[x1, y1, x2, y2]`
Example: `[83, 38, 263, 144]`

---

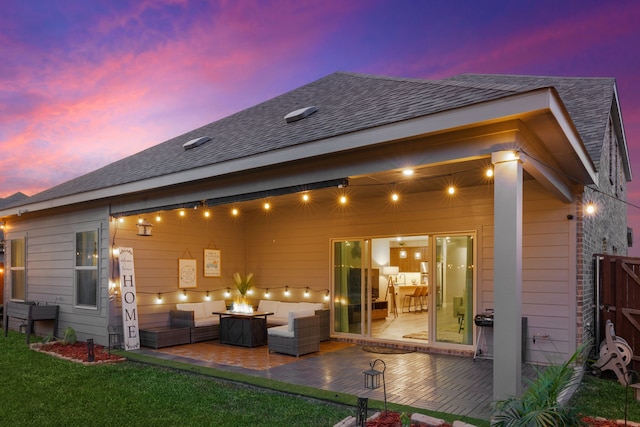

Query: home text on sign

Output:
[118, 247, 140, 350]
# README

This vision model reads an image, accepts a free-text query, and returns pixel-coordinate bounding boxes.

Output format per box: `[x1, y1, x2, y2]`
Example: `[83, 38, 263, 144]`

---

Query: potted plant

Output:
[233, 272, 254, 297]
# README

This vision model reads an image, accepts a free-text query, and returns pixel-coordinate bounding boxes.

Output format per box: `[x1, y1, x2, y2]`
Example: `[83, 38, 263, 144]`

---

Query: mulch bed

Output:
[367, 412, 449, 427]
[31, 341, 126, 365]
[364, 412, 623, 426]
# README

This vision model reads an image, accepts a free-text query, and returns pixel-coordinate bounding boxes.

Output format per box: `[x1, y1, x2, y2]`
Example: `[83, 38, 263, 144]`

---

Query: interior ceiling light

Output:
[284, 106, 318, 123]
[486, 168, 494, 177]
[183, 136, 211, 151]
[402, 169, 414, 176]
[447, 186, 456, 195]
[391, 193, 399, 202]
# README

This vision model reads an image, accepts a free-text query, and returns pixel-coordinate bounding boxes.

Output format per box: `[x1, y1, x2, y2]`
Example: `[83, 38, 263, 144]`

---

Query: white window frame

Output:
[74, 229, 99, 310]
[9, 236, 26, 301]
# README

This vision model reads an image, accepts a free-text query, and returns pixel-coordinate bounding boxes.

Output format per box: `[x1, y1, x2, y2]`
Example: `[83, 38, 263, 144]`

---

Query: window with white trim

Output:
[75, 230, 98, 308]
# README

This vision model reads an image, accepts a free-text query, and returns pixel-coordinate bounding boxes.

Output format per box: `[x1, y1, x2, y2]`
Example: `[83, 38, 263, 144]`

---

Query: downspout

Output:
[593, 255, 603, 349]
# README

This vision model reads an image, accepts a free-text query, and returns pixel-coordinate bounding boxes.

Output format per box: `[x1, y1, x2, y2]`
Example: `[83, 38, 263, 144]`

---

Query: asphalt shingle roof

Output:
[0, 192, 28, 209]
[7, 72, 617, 209]
[443, 74, 615, 166]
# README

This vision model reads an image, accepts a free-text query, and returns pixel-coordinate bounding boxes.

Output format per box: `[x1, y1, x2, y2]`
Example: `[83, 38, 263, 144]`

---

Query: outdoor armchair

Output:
[267, 310, 320, 357]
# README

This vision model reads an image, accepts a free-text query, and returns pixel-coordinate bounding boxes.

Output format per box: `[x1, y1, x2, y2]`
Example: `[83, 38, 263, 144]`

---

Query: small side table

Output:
[140, 327, 190, 349]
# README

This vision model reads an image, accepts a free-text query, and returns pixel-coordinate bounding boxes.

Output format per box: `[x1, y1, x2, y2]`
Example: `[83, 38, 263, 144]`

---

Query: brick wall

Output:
[577, 117, 628, 349]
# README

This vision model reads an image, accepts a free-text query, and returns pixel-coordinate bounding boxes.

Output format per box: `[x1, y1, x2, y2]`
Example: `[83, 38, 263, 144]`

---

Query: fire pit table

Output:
[213, 310, 273, 348]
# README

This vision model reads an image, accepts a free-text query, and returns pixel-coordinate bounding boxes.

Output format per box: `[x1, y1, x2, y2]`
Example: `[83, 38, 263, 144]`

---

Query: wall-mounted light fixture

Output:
[136, 219, 153, 236]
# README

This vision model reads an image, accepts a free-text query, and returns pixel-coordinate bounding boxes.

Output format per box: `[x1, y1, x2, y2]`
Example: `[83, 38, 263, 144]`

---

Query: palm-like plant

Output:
[491, 344, 588, 427]
[233, 272, 254, 296]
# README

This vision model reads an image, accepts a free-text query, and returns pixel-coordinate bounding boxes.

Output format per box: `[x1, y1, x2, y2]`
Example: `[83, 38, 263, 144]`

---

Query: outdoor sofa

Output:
[169, 300, 226, 343]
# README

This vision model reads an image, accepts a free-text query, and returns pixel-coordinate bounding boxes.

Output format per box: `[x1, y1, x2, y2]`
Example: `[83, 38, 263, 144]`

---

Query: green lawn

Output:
[570, 372, 640, 422]
[2, 330, 638, 426]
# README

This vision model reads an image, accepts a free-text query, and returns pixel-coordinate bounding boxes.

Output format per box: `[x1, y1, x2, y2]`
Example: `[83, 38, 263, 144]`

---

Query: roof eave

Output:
[0, 88, 596, 218]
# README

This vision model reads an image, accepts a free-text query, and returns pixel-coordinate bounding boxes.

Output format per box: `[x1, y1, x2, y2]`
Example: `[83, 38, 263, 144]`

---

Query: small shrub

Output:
[62, 327, 77, 345]
[491, 344, 587, 427]
[41, 332, 53, 344]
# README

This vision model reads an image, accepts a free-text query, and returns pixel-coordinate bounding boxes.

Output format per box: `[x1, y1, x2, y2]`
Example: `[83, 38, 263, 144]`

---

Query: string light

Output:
[180, 289, 187, 300]
[205, 291, 211, 301]
[156, 293, 163, 303]
[324, 290, 330, 301]
[225, 287, 231, 297]
[265, 288, 270, 298]
[123, 154, 634, 224]
[304, 287, 310, 297]
[284, 286, 290, 296]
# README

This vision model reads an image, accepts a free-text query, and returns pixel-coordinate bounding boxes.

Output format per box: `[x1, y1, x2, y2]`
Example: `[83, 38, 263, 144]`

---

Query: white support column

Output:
[492, 150, 523, 400]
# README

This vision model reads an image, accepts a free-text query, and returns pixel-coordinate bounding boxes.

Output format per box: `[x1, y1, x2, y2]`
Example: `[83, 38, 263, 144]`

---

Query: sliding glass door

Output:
[333, 239, 369, 335]
[435, 235, 474, 345]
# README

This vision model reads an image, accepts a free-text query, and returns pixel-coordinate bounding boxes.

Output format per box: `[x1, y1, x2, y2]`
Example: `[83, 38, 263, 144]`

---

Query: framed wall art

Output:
[178, 258, 198, 288]
[203, 249, 221, 277]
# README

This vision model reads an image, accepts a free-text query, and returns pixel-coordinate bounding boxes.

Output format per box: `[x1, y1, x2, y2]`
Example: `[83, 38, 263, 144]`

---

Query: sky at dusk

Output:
[1, 0, 640, 251]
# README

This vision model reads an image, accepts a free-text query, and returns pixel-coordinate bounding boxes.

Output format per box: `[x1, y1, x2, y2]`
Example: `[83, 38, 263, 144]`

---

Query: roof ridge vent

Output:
[284, 106, 318, 123]
[183, 136, 211, 151]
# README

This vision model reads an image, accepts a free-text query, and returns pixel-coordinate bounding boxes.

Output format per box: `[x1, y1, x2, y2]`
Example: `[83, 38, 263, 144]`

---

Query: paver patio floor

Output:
[134, 340, 538, 420]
